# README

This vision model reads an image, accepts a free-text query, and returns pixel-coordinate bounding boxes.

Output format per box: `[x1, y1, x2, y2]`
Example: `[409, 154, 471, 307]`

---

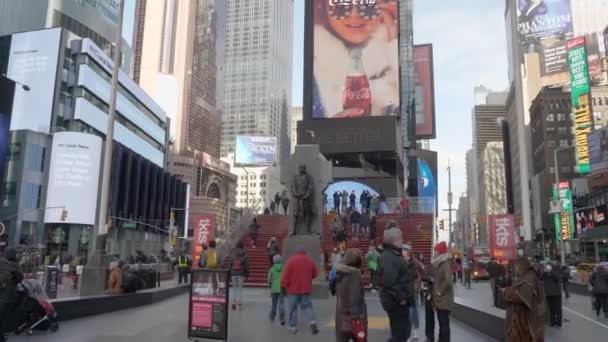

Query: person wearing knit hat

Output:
[268, 254, 285, 325]
[426, 241, 454, 342]
[379, 226, 413, 340]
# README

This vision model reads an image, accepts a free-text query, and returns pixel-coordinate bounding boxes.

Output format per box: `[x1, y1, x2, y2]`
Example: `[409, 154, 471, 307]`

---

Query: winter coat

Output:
[109, 266, 124, 295]
[487, 261, 501, 279]
[267, 241, 279, 256]
[360, 213, 370, 227]
[350, 211, 361, 224]
[590, 266, 608, 295]
[335, 264, 368, 337]
[342, 191, 348, 202]
[268, 263, 284, 294]
[281, 251, 318, 295]
[370, 197, 379, 211]
[349, 194, 356, 206]
[333, 192, 341, 205]
[503, 269, 545, 342]
[431, 254, 454, 311]
[199, 248, 221, 269]
[541, 268, 561, 297]
[365, 249, 380, 272]
[229, 248, 249, 277]
[379, 245, 412, 309]
[332, 220, 346, 241]
[0, 256, 23, 306]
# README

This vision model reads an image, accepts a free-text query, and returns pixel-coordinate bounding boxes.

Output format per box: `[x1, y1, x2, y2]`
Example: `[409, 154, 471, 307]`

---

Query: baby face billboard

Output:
[312, 0, 400, 119]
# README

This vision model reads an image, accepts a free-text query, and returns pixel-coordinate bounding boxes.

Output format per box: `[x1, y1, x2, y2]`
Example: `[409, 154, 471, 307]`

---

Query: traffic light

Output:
[439, 219, 445, 230]
[60, 209, 68, 222]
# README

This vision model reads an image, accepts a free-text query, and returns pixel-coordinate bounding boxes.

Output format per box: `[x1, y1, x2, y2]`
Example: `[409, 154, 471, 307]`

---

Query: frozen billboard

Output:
[517, 0, 573, 45]
[414, 44, 436, 139]
[235, 136, 277, 166]
[311, 0, 400, 119]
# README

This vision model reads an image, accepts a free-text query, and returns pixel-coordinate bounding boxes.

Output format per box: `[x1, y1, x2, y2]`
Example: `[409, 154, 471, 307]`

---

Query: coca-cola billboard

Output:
[488, 214, 517, 261]
[311, 0, 400, 119]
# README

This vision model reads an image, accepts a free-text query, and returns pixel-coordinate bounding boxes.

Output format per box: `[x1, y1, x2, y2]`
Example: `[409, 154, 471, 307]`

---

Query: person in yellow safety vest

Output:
[177, 252, 190, 284]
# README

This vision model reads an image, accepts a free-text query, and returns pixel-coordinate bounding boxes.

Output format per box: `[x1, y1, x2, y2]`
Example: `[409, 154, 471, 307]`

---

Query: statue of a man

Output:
[290, 164, 314, 235]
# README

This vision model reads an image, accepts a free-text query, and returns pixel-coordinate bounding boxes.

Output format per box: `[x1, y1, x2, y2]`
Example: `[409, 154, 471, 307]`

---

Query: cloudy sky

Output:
[292, 0, 510, 230]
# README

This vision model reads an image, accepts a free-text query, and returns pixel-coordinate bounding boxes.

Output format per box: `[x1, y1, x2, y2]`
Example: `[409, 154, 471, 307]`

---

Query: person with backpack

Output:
[379, 226, 412, 341]
[229, 241, 249, 310]
[268, 255, 285, 325]
[199, 240, 221, 269]
[0, 248, 23, 341]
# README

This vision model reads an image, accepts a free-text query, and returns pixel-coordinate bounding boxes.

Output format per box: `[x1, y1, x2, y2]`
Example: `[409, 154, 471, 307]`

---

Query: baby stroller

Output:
[12, 278, 59, 336]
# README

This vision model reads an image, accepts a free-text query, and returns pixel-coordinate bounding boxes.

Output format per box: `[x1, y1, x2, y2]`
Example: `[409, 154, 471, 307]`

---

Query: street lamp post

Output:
[553, 145, 575, 266]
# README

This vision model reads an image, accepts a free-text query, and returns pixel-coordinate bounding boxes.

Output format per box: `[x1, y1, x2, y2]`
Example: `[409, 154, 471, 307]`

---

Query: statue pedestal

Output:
[282, 235, 328, 299]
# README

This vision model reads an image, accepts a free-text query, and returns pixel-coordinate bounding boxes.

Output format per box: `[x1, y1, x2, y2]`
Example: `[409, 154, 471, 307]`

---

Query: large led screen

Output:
[234, 136, 277, 166]
[311, 0, 400, 119]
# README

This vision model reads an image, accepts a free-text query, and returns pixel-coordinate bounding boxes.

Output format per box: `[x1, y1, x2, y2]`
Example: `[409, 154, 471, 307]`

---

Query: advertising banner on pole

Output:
[414, 44, 436, 139]
[192, 215, 214, 269]
[516, 0, 573, 45]
[311, 0, 400, 119]
[488, 214, 517, 261]
[188, 269, 229, 340]
[553, 181, 575, 241]
[568, 36, 594, 174]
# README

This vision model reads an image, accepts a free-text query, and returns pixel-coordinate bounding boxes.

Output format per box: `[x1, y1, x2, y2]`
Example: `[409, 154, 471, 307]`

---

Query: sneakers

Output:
[310, 323, 319, 334]
[288, 327, 298, 334]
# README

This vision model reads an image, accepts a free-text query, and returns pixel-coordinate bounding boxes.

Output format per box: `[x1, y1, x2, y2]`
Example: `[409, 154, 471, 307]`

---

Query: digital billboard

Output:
[7, 28, 62, 133]
[516, 0, 573, 45]
[44, 132, 102, 226]
[414, 45, 436, 139]
[589, 126, 608, 173]
[568, 36, 594, 174]
[234, 136, 277, 166]
[311, 0, 400, 119]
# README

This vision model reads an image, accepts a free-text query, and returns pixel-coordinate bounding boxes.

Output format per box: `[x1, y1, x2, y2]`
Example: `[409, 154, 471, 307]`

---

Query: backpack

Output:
[206, 250, 219, 268]
[232, 256, 243, 272]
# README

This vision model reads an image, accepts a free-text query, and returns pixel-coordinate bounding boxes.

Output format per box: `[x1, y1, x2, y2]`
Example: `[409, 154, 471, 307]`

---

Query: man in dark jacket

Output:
[542, 263, 562, 327]
[333, 191, 341, 214]
[487, 258, 501, 307]
[379, 226, 412, 341]
[0, 248, 23, 340]
[590, 263, 608, 317]
[349, 191, 356, 209]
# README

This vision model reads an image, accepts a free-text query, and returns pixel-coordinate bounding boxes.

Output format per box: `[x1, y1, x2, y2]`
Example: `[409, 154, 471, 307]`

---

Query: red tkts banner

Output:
[192, 215, 214, 269]
[488, 214, 517, 261]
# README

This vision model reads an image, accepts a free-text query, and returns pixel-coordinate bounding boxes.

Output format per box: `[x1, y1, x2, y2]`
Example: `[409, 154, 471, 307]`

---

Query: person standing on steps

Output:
[267, 237, 280, 268]
[349, 190, 356, 210]
[229, 241, 249, 311]
[281, 246, 319, 335]
[270, 201, 276, 215]
[342, 190, 349, 213]
[274, 192, 282, 213]
[350, 209, 361, 241]
[360, 209, 370, 240]
[359, 190, 368, 214]
[370, 195, 380, 216]
[281, 190, 290, 215]
[249, 217, 261, 248]
[334, 191, 342, 214]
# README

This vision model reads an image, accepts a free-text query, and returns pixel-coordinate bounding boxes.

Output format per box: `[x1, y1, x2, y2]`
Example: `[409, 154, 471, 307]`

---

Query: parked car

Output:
[472, 263, 490, 281]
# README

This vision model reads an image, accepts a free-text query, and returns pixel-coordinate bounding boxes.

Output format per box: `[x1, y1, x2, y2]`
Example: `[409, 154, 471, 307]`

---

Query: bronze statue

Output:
[290, 164, 314, 235]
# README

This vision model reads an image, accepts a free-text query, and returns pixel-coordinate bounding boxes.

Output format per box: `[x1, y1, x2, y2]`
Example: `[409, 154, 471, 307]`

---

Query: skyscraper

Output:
[291, 106, 303, 154]
[138, 0, 226, 158]
[220, 0, 294, 164]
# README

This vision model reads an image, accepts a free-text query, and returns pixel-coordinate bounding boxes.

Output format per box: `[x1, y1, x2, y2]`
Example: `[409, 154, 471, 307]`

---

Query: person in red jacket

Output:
[281, 246, 319, 335]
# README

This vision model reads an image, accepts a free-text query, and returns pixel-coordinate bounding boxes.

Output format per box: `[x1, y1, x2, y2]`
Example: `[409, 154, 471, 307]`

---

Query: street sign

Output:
[122, 222, 136, 229]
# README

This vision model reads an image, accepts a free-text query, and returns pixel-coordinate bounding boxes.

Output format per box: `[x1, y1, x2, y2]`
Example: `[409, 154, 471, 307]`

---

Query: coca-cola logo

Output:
[329, 0, 377, 7]
[344, 88, 371, 100]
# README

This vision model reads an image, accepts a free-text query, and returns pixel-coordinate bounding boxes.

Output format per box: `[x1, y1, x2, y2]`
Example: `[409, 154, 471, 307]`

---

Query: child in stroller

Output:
[11, 277, 59, 336]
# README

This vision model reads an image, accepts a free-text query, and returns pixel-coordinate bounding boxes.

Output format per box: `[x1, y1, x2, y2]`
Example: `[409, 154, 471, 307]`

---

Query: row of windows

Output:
[239, 175, 267, 180]
[237, 182, 267, 188]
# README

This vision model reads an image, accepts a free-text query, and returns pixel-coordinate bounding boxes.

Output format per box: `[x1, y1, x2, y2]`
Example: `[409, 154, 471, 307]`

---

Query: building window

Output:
[557, 113, 567, 121]
[546, 114, 554, 122]
[26, 145, 45, 172]
[547, 140, 556, 148]
[23, 183, 42, 209]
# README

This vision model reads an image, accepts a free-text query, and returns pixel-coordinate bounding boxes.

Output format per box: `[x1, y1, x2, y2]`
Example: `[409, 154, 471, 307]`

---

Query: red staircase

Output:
[236, 213, 434, 287]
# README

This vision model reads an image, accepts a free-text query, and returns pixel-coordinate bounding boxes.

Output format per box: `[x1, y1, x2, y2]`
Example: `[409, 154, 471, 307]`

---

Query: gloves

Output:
[352, 319, 366, 342]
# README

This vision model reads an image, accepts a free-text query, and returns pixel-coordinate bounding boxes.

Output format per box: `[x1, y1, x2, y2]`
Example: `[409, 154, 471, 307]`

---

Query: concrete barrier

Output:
[52, 284, 189, 321]
[451, 297, 505, 341]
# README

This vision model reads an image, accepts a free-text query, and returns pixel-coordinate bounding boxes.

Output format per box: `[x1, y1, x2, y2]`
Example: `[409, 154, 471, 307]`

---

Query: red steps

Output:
[234, 213, 434, 288]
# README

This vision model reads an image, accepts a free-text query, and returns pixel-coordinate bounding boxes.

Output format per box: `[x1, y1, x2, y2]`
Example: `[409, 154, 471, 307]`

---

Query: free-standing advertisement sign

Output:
[414, 44, 436, 139]
[311, 0, 400, 119]
[189, 269, 229, 340]
[192, 215, 215, 270]
[488, 214, 517, 261]
[553, 181, 575, 241]
[516, 0, 573, 45]
[568, 36, 594, 174]
[235, 136, 277, 166]
[44, 132, 102, 225]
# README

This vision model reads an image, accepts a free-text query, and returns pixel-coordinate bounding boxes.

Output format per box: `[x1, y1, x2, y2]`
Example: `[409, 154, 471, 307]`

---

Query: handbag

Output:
[352, 319, 367, 342]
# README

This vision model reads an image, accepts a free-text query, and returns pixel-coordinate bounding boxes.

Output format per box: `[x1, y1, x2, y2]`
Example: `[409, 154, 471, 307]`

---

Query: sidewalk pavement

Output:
[12, 288, 495, 342]
[454, 280, 608, 340]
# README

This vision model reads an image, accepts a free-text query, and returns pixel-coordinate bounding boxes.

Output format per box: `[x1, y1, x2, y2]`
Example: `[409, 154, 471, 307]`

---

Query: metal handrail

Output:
[216, 198, 264, 257]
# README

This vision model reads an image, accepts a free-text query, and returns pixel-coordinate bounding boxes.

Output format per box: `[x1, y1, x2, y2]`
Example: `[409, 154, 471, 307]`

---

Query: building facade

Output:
[220, 0, 293, 163]
[480, 141, 508, 242]
[291, 106, 302, 154]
